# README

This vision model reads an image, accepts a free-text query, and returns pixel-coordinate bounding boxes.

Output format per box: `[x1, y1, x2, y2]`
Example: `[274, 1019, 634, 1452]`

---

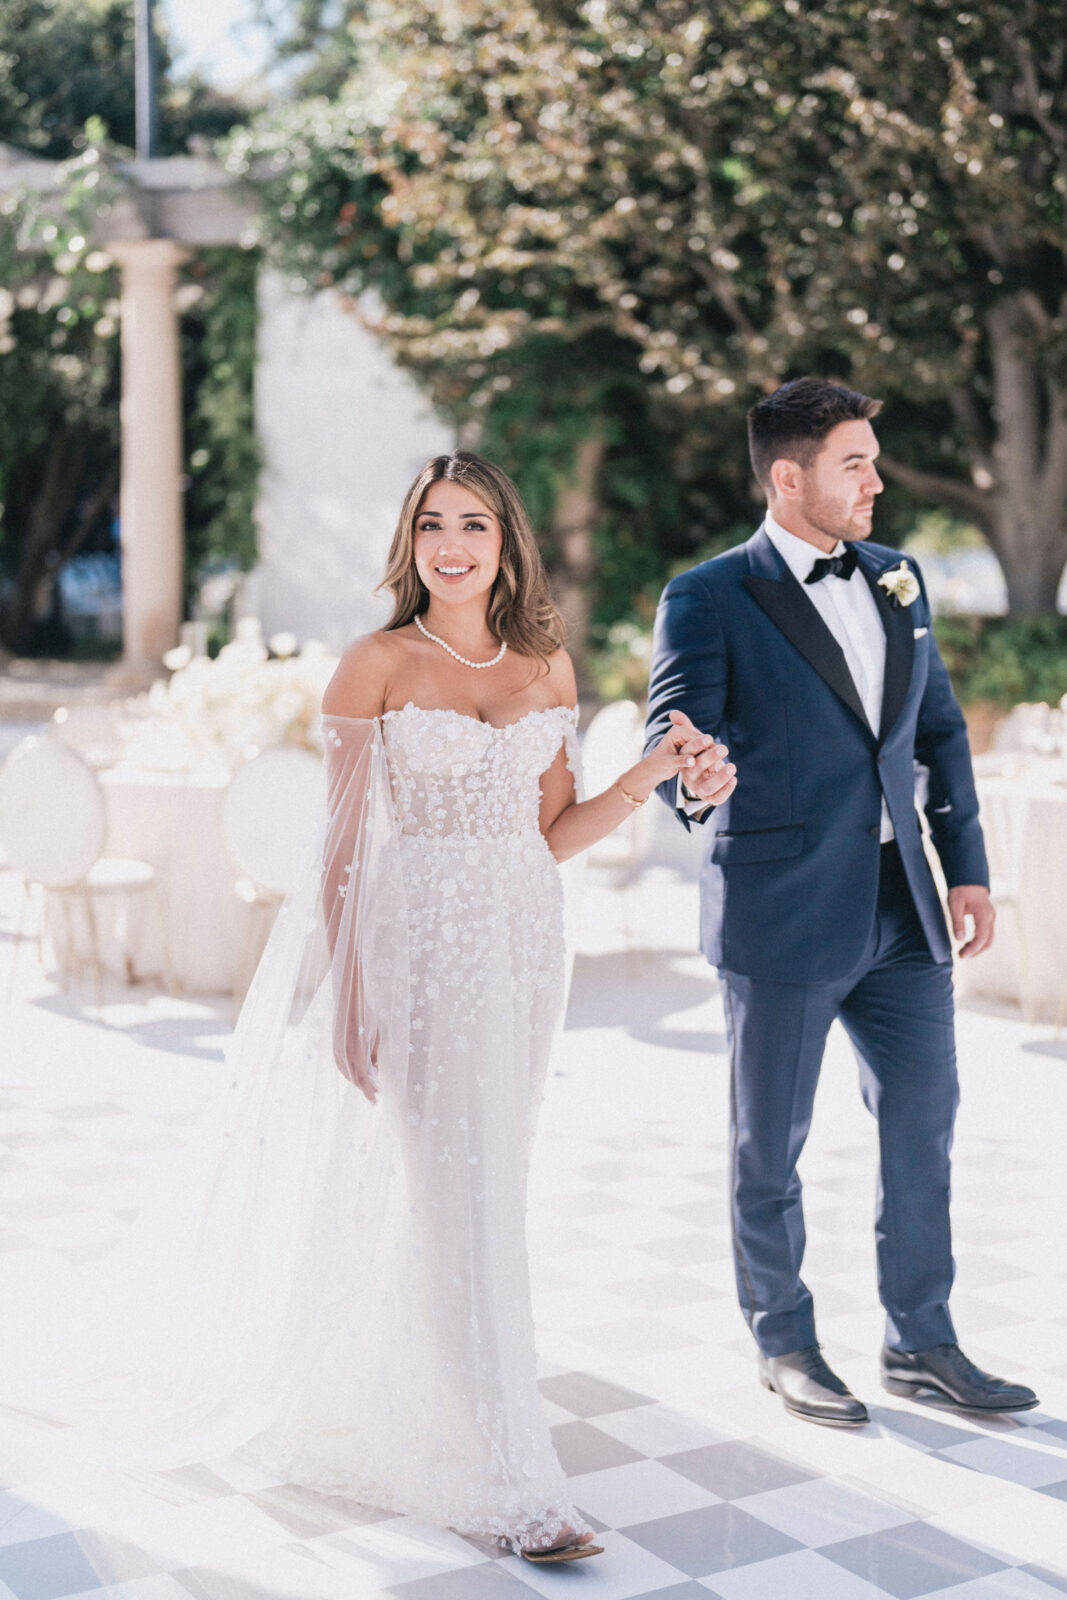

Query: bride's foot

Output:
[520, 1528, 603, 1564]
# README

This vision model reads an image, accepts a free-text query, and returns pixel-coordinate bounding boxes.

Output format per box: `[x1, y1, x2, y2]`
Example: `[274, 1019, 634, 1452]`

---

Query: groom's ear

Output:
[770, 457, 803, 501]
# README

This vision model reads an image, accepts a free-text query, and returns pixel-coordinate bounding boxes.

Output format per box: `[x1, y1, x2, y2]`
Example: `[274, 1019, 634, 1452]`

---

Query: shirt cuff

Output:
[676, 774, 714, 820]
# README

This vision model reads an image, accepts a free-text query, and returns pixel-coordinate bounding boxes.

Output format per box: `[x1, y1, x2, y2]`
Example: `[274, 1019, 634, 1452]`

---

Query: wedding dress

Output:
[0, 702, 589, 1553]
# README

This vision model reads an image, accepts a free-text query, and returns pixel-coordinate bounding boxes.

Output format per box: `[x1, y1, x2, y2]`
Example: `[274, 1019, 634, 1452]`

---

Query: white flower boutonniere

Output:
[877, 560, 921, 608]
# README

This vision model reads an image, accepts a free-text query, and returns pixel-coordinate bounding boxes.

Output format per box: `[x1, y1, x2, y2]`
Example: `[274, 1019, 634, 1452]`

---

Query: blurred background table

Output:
[955, 756, 1067, 1024]
[47, 763, 242, 995]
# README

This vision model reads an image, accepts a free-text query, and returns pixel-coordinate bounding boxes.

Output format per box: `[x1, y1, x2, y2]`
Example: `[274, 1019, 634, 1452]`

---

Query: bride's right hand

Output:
[333, 1019, 380, 1104]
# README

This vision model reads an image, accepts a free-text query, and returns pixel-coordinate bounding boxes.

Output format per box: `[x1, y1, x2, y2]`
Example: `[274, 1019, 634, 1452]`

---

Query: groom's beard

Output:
[799, 484, 875, 543]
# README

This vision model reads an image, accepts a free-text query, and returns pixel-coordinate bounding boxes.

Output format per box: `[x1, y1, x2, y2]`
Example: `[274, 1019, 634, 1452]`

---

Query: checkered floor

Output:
[0, 825, 1065, 1600]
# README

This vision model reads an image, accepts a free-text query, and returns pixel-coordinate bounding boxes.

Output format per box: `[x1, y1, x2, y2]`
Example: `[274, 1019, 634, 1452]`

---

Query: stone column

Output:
[110, 238, 189, 682]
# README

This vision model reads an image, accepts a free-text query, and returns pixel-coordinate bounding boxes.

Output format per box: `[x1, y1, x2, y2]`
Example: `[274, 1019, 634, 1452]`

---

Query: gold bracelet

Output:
[615, 780, 647, 809]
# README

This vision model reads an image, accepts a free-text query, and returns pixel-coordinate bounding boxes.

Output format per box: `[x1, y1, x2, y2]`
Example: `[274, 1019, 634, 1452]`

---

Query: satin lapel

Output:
[743, 531, 872, 735]
[857, 554, 915, 744]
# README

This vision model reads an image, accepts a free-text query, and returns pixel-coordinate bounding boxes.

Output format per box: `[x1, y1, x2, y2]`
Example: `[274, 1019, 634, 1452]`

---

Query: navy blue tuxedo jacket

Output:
[644, 527, 988, 983]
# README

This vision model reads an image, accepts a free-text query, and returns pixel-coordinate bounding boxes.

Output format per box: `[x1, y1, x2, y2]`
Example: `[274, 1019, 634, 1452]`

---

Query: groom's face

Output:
[797, 419, 884, 544]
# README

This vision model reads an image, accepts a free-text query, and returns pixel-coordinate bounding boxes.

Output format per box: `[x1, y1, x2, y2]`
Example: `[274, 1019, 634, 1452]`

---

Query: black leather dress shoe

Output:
[758, 1346, 869, 1427]
[881, 1343, 1039, 1412]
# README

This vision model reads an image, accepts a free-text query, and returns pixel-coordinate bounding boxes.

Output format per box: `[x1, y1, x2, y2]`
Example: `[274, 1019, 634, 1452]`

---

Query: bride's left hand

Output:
[667, 709, 738, 803]
[639, 709, 736, 800]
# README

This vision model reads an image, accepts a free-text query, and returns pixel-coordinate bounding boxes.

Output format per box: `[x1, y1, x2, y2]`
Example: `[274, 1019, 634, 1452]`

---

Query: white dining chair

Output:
[51, 702, 124, 769]
[583, 700, 658, 875]
[0, 735, 168, 1003]
[580, 700, 659, 959]
[221, 746, 323, 1004]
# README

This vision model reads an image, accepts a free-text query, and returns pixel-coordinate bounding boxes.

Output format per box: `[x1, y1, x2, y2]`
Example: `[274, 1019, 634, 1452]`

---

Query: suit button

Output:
[869, 825, 880, 837]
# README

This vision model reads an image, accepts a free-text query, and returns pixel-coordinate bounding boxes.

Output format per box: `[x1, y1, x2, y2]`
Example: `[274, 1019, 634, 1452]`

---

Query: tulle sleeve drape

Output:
[0, 714, 411, 1476]
[320, 714, 410, 1098]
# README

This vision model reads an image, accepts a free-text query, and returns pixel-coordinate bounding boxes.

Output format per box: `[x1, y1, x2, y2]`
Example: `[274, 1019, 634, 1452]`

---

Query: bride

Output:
[0, 452, 735, 1564]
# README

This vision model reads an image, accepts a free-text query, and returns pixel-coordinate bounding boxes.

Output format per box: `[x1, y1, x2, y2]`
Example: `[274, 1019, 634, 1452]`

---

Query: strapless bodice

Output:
[381, 702, 577, 840]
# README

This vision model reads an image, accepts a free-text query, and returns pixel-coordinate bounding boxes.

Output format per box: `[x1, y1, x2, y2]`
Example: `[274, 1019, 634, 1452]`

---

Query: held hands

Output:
[947, 885, 995, 959]
[638, 709, 737, 805]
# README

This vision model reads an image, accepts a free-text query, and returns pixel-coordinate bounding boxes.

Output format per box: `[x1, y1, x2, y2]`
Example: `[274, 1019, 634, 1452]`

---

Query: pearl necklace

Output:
[414, 612, 508, 670]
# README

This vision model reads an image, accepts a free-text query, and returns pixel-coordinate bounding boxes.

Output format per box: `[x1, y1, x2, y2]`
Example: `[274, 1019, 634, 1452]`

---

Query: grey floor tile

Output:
[579, 1160, 647, 1184]
[663, 1201, 718, 1229]
[1021, 1565, 1067, 1596]
[246, 1484, 388, 1538]
[0, 1227, 35, 1251]
[621, 1503, 801, 1578]
[385, 1563, 530, 1599]
[48, 1103, 116, 1122]
[550, 1421, 646, 1475]
[635, 1234, 733, 1266]
[734, 1476, 913, 1547]
[64, 1534, 161, 1587]
[174, 1565, 328, 1600]
[608, 1273, 726, 1310]
[1, 1131, 76, 1148]
[801, 1241, 876, 1273]
[954, 1255, 1033, 1289]
[820, 1521, 1010, 1598]
[0, 1532, 109, 1600]
[138, 1466, 237, 1505]
[56, 1163, 140, 1187]
[546, 1191, 629, 1217]
[58, 1243, 117, 1264]
[952, 1217, 1031, 1246]
[539, 1372, 653, 1419]
[660, 1441, 817, 1500]
[937, 1436, 1067, 1489]
[630, 1588, 723, 1600]
[3, 1197, 83, 1220]
[870, 1406, 982, 1450]
[1032, 1419, 1067, 1445]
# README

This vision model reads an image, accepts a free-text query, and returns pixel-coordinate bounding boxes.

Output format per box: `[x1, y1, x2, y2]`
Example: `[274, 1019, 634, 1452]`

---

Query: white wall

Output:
[246, 270, 454, 650]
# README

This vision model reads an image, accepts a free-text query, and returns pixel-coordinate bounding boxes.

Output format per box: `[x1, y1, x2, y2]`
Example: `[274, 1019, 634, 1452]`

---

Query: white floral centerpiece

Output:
[139, 628, 339, 769]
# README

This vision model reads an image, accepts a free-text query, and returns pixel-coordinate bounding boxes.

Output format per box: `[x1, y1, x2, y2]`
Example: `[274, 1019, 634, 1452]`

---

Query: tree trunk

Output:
[987, 499, 1067, 613]
[984, 297, 1067, 615]
[882, 294, 1067, 615]
[550, 431, 604, 696]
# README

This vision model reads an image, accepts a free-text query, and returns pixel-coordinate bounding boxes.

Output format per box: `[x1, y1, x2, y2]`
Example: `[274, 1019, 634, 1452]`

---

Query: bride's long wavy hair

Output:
[379, 452, 566, 665]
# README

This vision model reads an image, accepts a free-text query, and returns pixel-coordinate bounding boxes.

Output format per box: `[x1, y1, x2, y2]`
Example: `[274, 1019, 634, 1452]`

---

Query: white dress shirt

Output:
[679, 511, 894, 840]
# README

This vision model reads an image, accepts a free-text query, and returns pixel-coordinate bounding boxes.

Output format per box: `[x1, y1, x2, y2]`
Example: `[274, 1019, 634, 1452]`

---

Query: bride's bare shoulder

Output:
[322, 629, 408, 719]
[544, 647, 578, 710]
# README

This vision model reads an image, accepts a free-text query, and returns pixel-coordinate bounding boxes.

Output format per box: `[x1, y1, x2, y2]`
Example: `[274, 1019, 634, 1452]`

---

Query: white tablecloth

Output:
[49, 765, 244, 994]
[955, 759, 1067, 1022]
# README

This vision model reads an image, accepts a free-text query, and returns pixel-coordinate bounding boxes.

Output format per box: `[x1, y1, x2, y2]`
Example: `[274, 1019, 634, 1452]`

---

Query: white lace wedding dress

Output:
[0, 702, 587, 1554]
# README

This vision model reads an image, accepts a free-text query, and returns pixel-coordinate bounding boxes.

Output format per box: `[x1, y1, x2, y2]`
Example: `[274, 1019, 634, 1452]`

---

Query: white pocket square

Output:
[913, 626, 928, 638]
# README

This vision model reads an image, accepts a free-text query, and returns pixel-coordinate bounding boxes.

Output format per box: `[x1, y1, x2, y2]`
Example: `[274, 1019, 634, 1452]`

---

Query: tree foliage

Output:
[0, 0, 254, 655]
[237, 0, 1067, 618]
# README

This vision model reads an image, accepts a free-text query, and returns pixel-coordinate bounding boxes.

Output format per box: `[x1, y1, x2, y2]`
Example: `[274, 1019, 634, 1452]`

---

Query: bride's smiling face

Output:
[413, 480, 504, 607]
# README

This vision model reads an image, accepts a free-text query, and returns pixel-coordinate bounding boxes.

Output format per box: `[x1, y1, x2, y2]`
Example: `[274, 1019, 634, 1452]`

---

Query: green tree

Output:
[0, 0, 243, 157]
[0, 0, 252, 655]
[241, 0, 1067, 619]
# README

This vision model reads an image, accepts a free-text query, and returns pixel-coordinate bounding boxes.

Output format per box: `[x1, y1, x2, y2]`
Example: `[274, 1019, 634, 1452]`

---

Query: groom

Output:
[645, 377, 1038, 1424]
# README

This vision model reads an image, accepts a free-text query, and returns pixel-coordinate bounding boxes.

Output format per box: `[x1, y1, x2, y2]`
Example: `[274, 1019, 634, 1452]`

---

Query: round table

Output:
[49, 764, 244, 995]
[955, 758, 1067, 1023]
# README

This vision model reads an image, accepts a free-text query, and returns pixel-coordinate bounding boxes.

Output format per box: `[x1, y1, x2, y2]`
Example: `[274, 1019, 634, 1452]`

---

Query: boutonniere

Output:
[877, 560, 920, 608]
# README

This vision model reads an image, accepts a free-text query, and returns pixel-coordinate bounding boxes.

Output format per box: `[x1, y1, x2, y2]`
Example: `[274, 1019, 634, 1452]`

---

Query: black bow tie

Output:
[805, 547, 858, 585]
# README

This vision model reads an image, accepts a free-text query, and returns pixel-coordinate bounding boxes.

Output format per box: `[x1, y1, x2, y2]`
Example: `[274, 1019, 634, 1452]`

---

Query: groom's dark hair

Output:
[747, 377, 882, 490]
